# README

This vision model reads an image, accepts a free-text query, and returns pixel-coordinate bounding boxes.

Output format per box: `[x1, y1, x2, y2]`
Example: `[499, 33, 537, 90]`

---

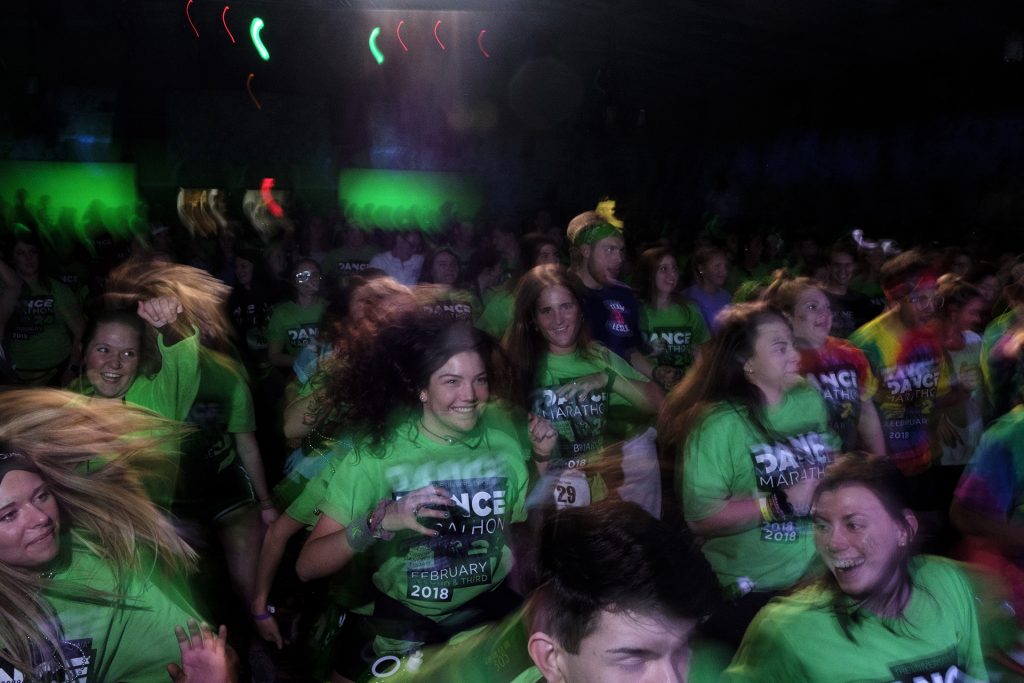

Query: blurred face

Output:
[293, 261, 322, 297]
[12, 241, 38, 278]
[950, 255, 971, 277]
[976, 276, 998, 304]
[790, 287, 832, 348]
[549, 609, 697, 683]
[654, 255, 680, 296]
[421, 351, 489, 436]
[235, 256, 255, 287]
[951, 297, 986, 333]
[829, 253, 855, 288]
[535, 244, 560, 267]
[898, 281, 939, 329]
[266, 247, 287, 277]
[0, 471, 60, 568]
[431, 252, 460, 285]
[813, 485, 913, 611]
[85, 322, 141, 399]
[744, 320, 801, 400]
[584, 236, 625, 286]
[536, 285, 582, 355]
[700, 255, 728, 289]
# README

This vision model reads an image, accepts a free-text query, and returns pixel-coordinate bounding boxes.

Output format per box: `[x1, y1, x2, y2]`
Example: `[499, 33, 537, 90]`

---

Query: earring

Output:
[419, 393, 428, 403]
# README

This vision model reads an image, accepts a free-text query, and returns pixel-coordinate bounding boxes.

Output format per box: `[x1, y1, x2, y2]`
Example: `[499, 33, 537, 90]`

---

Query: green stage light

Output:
[337, 169, 482, 232]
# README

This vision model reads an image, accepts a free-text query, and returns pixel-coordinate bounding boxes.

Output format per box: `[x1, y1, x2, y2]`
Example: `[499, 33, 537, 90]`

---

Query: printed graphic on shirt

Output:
[396, 476, 508, 603]
[886, 647, 965, 683]
[602, 300, 632, 337]
[530, 383, 606, 469]
[334, 260, 370, 275]
[286, 324, 319, 349]
[880, 359, 940, 402]
[749, 431, 834, 544]
[423, 300, 473, 321]
[2, 638, 95, 683]
[11, 295, 56, 341]
[647, 327, 696, 368]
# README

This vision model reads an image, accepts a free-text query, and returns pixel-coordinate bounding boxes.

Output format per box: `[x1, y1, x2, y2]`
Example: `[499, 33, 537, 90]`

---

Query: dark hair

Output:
[690, 245, 727, 286]
[321, 312, 511, 446]
[635, 246, 681, 305]
[504, 264, 594, 408]
[419, 247, 461, 285]
[526, 501, 719, 654]
[879, 249, 930, 293]
[828, 238, 859, 262]
[811, 453, 917, 638]
[936, 274, 982, 319]
[81, 308, 159, 379]
[763, 271, 822, 316]
[521, 232, 560, 268]
[658, 302, 790, 460]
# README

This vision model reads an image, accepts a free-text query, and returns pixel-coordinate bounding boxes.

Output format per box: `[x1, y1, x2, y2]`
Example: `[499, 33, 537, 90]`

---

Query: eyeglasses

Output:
[294, 270, 322, 284]
[907, 293, 943, 309]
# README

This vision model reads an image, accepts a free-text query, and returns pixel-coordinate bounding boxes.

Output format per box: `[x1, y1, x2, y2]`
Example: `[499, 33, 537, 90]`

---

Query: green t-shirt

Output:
[477, 289, 515, 340]
[267, 299, 326, 358]
[183, 348, 255, 470]
[639, 301, 710, 389]
[981, 309, 1022, 421]
[40, 545, 201, 683]
[421, 287, 481, 323]
[722, 556, 988, 683]
[681, 383, 838, 590]
[9, 279, 80, 370]
[322, 244, 379, 282]
[317, 404, 530, 621]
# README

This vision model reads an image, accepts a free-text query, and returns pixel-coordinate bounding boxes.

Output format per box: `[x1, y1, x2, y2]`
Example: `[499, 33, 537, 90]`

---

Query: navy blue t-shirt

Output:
[579, 282, 644, 361]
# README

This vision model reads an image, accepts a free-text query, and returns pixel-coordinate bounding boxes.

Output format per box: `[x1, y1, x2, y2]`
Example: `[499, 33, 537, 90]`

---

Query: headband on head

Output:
[0, 452, 39, 486]
[883, 271, 939, 304]
[568, 199, 625, 247]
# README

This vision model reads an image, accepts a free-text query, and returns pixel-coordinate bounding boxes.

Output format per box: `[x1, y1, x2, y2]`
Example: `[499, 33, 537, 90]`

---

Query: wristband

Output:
[253, 605, 275, 621]
[757, 496, 774, 523]
[345, 510, 376, 552]
[367, 499, 395, 541]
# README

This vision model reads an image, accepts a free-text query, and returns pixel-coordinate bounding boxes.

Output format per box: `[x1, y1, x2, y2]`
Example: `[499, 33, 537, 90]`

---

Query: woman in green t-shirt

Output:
[504, 264, 661, 510]
[658, 302, 838, 646]
[0, 388, 206, 682]
[635, 246, 710, 391]
[724, 455, 987, 682]
[295, 314, 555, 682]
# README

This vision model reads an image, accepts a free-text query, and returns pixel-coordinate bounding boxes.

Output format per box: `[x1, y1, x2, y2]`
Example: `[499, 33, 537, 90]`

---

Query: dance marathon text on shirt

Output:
[532, 386, 606, 468]
[11, 295, 56, 341]
[881, 360, 940, 402]
[394, 476, 509, 603]
[812, 367, 861, 404]
[750, 431, 833, 544]
[287, 324, 319, 348]
[886, 647, 973, 683]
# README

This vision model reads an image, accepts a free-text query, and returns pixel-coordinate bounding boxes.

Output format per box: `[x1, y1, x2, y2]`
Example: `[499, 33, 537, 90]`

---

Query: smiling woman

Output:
[0, 388, 203, 681]
[723, 454, 988, 682]
[296, 312, 556, 682]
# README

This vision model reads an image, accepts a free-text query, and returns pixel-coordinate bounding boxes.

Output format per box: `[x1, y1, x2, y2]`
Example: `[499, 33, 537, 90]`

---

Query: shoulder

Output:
[911, 554, 972, 588]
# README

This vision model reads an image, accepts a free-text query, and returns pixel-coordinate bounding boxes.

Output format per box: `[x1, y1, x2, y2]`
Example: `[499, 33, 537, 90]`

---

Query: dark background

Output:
[4, 0, 1024, 249]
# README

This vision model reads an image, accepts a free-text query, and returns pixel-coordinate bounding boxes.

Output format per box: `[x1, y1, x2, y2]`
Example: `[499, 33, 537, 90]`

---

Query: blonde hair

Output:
[101, 258, 233, 343]
[0, 388, 196, 675]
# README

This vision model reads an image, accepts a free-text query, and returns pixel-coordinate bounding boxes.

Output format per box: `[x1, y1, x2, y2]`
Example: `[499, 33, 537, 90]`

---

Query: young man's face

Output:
[583, 235, 625, 287]
[532, 608, 697, 683]
[897, 280, 939, 329]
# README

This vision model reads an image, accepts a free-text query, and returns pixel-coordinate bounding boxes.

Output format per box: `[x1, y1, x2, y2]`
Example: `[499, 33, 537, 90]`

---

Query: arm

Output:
[251, 514, 305, 649]
[856, 399, 886, 456]
[282, 389, 324, 441]
[233, 431, 277, 524]
[267, 340, 293, 369]
[296, 484, 452, 582]
[628, 348, 655, 380]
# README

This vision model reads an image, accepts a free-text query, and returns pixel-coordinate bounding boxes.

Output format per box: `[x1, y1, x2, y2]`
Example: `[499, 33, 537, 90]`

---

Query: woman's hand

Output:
[381, 485, 452, 537]
[528, 413, 558, 460]
[785, 475, 820, 517]
[138, 297, 184, 330]
[555, 373, 605, 403]
[253, 612, 285, 650]
[167, 620, 232, 683]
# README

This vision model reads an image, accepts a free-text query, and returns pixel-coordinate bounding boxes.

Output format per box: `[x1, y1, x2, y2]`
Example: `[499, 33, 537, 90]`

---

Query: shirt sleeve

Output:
[720, 605, 805, 682]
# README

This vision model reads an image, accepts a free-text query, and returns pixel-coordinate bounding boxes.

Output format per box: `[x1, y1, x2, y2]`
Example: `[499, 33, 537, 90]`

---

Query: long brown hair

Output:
[0, 388, 196, 675]
[504, 264, 594, 408]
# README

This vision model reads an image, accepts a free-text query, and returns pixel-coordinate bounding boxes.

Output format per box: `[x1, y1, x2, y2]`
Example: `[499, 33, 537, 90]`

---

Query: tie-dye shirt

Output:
[799, 336, 877, 452]
[850, 310, 950, 475]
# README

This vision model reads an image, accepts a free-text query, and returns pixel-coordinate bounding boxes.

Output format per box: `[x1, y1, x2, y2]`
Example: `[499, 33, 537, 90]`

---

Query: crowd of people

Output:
[3, 191, 1024, 682]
